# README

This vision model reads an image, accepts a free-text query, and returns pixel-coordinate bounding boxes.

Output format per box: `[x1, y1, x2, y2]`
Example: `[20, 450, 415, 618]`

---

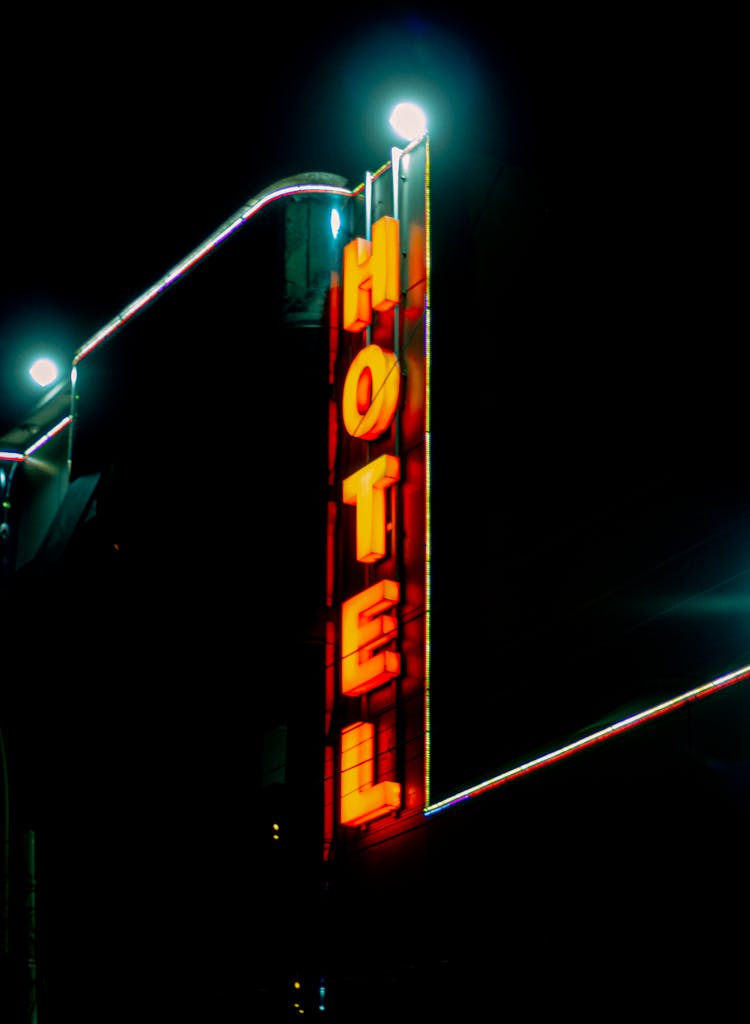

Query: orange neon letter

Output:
[343, 454, 400, 564]
[340, 721, 401, 826]
[343, 215, 400, 332]
[342, 344, 400, 440]
[341, 579, 400, 696]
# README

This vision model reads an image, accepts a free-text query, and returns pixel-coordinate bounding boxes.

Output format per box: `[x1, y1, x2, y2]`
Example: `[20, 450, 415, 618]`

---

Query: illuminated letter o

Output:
[342, 345, 400, 440]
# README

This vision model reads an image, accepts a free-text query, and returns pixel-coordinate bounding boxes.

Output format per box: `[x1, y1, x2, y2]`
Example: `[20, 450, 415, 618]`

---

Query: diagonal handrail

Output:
[72, 172, 354, 368]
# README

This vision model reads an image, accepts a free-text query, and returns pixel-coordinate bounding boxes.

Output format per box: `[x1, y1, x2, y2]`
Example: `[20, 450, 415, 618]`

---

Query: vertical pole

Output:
[390, 147, 404, 453]
[364, 170, 373, 351]
[423, 133, 432, 809]
[1, 727, 8, 958]
[25, 830, 37, 1024]
[1, 463, 19, 579]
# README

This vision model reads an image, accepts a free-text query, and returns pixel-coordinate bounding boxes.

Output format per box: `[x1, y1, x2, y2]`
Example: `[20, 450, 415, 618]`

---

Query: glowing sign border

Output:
[424, 663, 750, 816]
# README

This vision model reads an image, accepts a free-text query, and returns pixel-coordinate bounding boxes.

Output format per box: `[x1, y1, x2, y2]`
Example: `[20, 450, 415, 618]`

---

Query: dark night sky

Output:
[0, 8, 520, 433]
[2, 8, 742, 430]
[1, 8, 748, 1019]
[1, 8, 743, 436]
[1, 7, 703, 429]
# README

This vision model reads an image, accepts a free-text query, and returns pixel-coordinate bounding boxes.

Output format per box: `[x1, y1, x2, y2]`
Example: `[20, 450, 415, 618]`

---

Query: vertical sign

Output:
[324, 142, 429, 845]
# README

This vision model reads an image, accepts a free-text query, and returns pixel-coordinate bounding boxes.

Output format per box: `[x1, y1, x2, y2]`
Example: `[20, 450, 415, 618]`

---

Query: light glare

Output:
[389, 102, 427, 142]
[29, 358, 58, 387]
[330, 208, 341, 239]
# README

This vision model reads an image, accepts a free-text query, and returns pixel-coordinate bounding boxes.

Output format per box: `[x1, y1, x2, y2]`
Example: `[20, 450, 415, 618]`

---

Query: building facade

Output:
[1, 135, 748, 1021]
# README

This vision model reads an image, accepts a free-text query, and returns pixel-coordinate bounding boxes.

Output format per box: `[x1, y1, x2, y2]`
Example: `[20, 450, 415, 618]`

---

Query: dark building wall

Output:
[0, 200, 334, 1022]
[319, 677, 748, 1020]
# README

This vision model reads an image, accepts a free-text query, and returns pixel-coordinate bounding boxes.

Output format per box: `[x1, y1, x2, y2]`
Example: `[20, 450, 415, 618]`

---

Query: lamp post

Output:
[1, 726, 8, 958]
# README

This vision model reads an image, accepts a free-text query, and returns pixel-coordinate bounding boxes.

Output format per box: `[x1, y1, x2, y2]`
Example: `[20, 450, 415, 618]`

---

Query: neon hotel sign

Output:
[336, 213, 412, 828]
[324, 141, 750, 833]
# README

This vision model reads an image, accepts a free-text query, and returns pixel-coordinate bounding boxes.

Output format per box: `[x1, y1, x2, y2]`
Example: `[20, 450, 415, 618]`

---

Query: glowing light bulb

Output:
[29, 358, 59, 387]
[389, 102, 427, 142]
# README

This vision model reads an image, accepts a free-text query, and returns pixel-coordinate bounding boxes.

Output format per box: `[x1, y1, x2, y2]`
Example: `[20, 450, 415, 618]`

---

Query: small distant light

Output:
[389, 102, 427, 142]
[330, 208, 341, 239]
[29, 358, 59, 388]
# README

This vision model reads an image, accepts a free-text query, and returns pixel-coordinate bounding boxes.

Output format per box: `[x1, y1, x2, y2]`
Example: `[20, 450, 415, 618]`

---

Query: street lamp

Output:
[28, 358, 59, 389]
[389, 102, 428, 142]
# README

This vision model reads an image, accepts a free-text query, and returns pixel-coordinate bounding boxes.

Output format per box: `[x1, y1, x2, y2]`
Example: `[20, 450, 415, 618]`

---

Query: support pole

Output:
[25, 829, 37, 1024]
